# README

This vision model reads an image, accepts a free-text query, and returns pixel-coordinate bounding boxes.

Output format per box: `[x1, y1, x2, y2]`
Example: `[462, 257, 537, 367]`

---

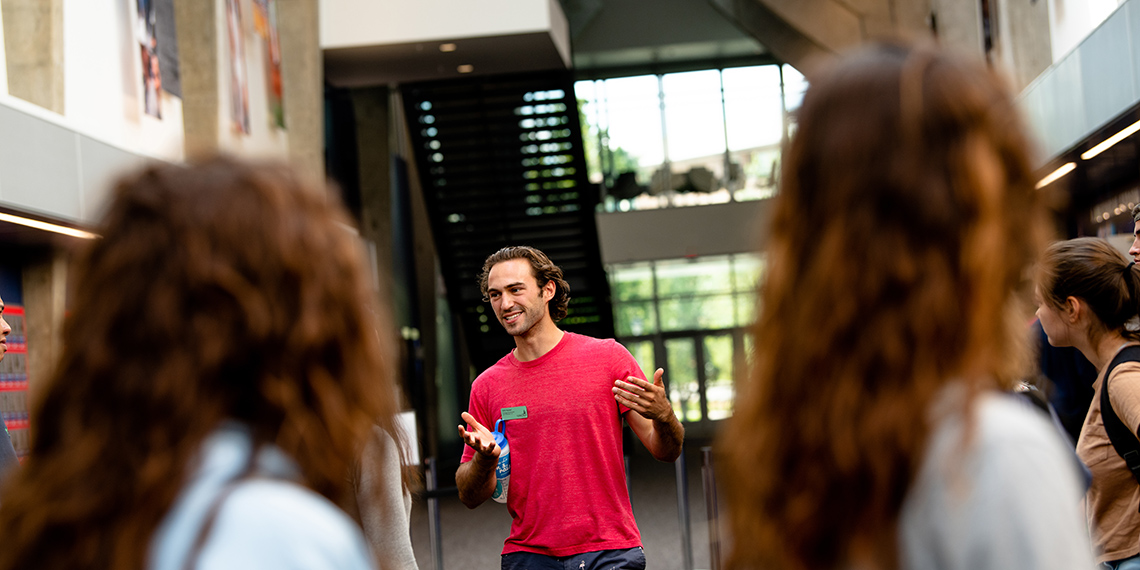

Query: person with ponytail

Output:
[1038, 237, 1140, 568]
[0, 158, 404, 570]
[719, 42, 1094, 570]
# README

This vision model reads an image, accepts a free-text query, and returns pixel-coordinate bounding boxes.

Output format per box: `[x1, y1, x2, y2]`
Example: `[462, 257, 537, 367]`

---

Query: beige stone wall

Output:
[992, 0, 1053, 92]
[22, 250, 68, 403]
[2, 0, 64, 113]
[174, 0, 221, 160]
[278, 0, 323, 184]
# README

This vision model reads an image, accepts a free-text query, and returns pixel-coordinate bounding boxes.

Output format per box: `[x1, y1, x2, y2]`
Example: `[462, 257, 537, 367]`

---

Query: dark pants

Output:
[501, 547, 646, 570]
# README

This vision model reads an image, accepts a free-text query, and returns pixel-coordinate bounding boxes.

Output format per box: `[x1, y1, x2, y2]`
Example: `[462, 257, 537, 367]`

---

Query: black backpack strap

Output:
[1100, 345, 1140, 511]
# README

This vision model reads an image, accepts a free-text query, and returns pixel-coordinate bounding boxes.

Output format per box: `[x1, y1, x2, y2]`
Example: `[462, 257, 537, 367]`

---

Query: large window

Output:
[577, 65, 805, 212]
[610, 254, 762, 423]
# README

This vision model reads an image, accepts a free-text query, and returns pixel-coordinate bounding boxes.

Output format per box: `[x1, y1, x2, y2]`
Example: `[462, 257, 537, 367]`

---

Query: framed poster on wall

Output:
[0, 306, 30, 461]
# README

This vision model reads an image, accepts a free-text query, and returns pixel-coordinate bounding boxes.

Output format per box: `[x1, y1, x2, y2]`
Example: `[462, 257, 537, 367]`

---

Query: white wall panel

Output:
[320, 0, 559, 49]
[0, 96, 153, 224]
[1078, 6, 1135, 134]
[0, 104, 82, 220]
[596, 199, 770, 264]
[78, 135, 149, 222]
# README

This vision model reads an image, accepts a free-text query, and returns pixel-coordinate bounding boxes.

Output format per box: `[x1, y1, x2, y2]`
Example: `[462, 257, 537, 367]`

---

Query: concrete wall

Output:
[709, 0, 989, 74]
[22, 251, 67, 402]
[2, 0, 64, 113]
[571, 0, 755, 54]
[0, 2, 7, 97]
[278, 0, 323, 182]
[993, 0, 1053, 92]
[596, 199, 770, 264]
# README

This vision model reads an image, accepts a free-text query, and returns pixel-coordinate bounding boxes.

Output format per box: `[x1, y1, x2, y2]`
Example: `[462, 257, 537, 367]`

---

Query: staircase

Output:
[402, 70, 615, 372]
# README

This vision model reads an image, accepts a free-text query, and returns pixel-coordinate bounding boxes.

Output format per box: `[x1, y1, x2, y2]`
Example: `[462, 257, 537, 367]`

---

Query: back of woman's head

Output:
[1039, 237, 1140, 338]
[720, 42, 1047, 570]
[0, 157, 398, 569]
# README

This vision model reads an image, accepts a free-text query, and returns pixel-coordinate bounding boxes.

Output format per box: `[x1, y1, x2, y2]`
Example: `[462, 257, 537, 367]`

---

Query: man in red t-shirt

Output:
[457, 246, 684, 570]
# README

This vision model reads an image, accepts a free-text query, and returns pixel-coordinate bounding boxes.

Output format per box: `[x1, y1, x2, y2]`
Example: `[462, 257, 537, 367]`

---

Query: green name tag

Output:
[501, 406, 528, 420]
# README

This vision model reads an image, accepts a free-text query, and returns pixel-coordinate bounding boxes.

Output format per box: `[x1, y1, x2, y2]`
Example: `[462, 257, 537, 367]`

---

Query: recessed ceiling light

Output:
[0, 212, 98, 239]
[1081, 118, 1140, 160]
[1035, 162, 1076, 189]
[439, 43, 457, 53]
[457, 64, 474, 74]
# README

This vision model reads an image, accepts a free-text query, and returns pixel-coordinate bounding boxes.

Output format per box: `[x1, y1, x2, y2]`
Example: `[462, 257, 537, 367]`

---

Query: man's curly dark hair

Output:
[478, 246, 571, 321]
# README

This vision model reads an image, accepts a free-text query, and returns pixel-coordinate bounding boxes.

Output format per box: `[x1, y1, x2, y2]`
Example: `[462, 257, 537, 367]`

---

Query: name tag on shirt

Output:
[502, 406, 528, 420]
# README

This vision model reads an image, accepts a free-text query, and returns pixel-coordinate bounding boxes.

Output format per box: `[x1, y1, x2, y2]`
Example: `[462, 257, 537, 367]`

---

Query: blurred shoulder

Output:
[922, 387, 1077, 481]
[200, 480, 375, 570]
[973, 392, 1065, 447]
[901, 389, 1094, 569]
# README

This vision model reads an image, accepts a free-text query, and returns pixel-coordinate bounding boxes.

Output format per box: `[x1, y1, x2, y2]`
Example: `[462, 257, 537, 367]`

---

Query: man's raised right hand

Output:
[458, 411, 501, 460]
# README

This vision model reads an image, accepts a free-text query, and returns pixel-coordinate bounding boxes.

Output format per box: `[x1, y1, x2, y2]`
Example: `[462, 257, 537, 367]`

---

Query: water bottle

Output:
[491, 419, 510, 503]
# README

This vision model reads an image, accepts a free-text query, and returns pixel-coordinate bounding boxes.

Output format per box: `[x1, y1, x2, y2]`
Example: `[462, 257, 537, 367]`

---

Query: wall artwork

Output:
[0, 306, 31, 462]
[154, 0, 181, 98]
[135, 0, 162, 118]
[253, 0, 285, 129]
[226, 0, 251, 134]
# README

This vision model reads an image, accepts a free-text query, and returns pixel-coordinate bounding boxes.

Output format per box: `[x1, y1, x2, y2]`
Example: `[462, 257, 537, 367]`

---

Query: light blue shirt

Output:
[899, 391, 1095, 569]
[148, 423, 376, 570]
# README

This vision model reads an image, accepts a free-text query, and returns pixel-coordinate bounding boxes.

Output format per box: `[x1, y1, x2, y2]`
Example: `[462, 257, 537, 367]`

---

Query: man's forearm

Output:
[456, 454, 497, 508]
[649, 414, 684, 462]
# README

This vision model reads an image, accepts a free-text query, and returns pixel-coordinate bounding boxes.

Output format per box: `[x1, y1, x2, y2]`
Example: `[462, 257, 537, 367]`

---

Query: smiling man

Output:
[456, 245, 684, 570]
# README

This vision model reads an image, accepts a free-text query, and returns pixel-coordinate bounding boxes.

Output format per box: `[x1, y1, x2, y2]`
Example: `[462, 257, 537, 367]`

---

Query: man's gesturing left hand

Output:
[613, 368, 673, 423]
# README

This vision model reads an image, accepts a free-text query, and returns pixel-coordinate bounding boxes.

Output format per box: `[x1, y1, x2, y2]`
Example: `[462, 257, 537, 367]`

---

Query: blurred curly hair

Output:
[0, 157, 402, 570]
[720, 42, 1049, 570]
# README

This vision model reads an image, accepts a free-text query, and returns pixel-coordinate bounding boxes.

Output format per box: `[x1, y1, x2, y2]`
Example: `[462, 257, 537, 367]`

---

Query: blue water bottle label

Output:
[495, 444, 510, 479]
[492, 421, 510, 503]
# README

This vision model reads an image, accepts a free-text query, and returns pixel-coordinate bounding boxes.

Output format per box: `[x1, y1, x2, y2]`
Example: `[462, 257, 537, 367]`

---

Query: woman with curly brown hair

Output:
[719, 42, 1094, 570]
[0, 158, 403, 570]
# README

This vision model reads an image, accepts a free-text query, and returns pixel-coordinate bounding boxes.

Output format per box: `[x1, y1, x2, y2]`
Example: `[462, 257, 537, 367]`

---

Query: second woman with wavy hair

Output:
[719, 42, 1093, 570]
[0, 158, 403, 570]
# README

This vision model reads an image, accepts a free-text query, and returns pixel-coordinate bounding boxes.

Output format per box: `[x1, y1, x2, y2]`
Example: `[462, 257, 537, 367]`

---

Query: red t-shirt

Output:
[461, 332, 644, 556]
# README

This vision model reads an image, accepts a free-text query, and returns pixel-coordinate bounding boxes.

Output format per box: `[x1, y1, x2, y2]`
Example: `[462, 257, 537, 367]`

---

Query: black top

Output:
[1036, 320, 1097, 443]
[0, 424, 18, 480]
